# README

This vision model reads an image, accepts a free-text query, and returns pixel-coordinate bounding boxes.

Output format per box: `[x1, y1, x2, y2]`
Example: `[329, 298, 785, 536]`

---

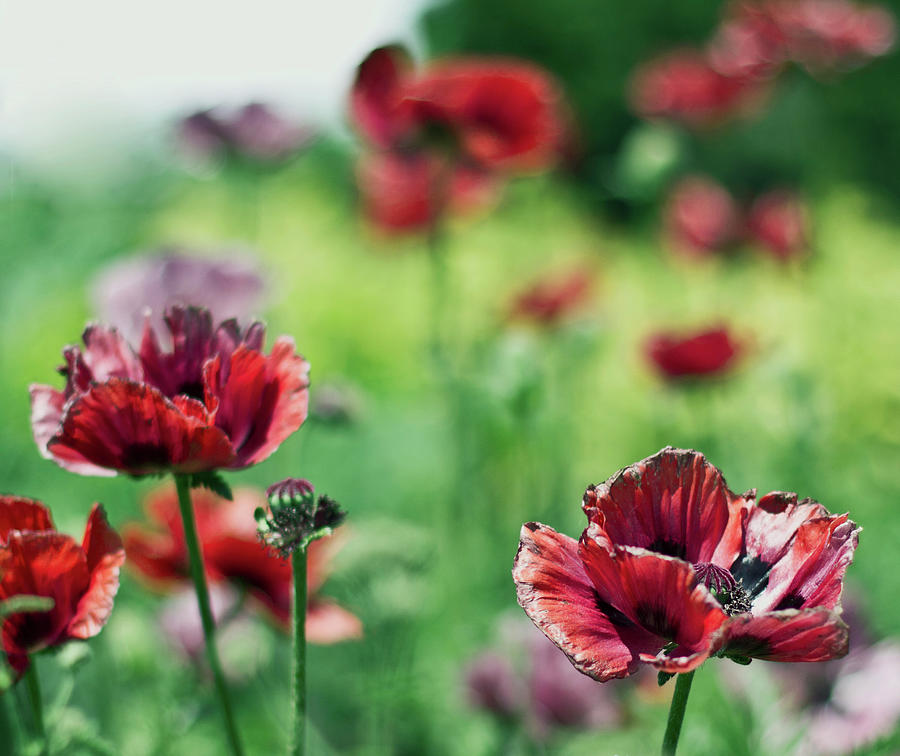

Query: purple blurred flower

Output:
[463, 617, 626, 741]
[92, 248, 265, 344]
[177, 103, 314, 165]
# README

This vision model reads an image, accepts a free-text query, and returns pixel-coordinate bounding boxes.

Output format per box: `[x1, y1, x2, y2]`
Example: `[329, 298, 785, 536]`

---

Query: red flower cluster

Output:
[350, 45, 567, 232]
[646, 327, 743, 380]
[30, 306, 310, 477]
[124, 485, 361, 643]
[631, 0, 894, 127]
[1, 496, 125, 678]
[514, 448, 858, 680]
[509, 268, 594, 326]
[665, 176, 810, 259]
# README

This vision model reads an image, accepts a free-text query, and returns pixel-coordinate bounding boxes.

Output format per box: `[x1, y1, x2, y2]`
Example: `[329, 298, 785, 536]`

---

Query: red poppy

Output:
[123, 484, 361, 643]
[745, 189, 810, 260]
[509, 268, 594, 326]
[0, 496, 125, 677]
[646, 326, 742, 379]
[663, 175, 742, 256]
[629, 50, 768, 128]
[350, 45, 566, 232]
[513, 448, 858, 680]
[30, 306, 310, 477]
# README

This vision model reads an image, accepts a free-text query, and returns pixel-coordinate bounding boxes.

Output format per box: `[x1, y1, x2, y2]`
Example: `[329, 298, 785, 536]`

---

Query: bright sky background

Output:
[0, 0, 426, 171]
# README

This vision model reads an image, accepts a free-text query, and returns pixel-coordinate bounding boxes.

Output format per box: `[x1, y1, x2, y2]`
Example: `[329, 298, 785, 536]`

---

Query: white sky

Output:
[0, 0, 426, 170]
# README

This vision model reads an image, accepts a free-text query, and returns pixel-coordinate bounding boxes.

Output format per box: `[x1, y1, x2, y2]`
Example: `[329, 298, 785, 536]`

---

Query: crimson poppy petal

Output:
[30, 385, 114, 476]
[351, 45, 412, 148]
[139, 306, 215, 399]
[47, 379, 235, 475]
[123, 525, 186, 583]
[79, 324, 144, 382]
[0, 496, 54, 542]
[578, 529, 726, 673]
[513, 522, 661, 681]
[719, 607, 849, 662]
[207, 338, 310, 468]
[69, 504, 125, 639]
[754, 511, 860, 613]
[306, 600, 363, 644]
[0, 532, 90, 654]
[582, 447, 748, 567]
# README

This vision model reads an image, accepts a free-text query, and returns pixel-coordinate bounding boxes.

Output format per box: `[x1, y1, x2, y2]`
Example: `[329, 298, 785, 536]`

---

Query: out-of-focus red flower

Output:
[355, 151, 499, 232]
[745, 189, 811, 260]
[646, 326, 742, 379]
[178, 103, 314, 164]
[664, 175, 742, 256]
[0, 496, 124, 678]
[124, 484, 361, 643]
[30, 306, 309, 477]
[465, 617, 625, 739]
[712, 0, 895, 75]
[350, 45, 567, 232]
[629, 50, 768, 128]
[513, 448, 858, 681]
[509, 268, 594, 326]
[92, 249, 266, 345]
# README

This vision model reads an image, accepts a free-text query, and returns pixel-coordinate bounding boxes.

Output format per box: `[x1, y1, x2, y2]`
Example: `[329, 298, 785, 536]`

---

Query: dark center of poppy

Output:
[693, 562, 752, 616]
[176, 381, 206, 402]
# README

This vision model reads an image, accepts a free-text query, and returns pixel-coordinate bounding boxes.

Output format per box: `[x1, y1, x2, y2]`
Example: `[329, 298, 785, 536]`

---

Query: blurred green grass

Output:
[1, 144, 899, 754]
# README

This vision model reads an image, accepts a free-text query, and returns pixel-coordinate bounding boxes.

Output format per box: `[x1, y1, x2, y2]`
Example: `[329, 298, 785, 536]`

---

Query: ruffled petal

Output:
[578, 527, 727, 673]
[513, 522, 660, 681]
[306, 601, 363, 644]
[0, 496, 54, 542]
[69, 505, 125, 639]
[753, 509, 860, 613]
[80, 324, 144, 382]
[0, 532, 89, 654]
[350, 45, 412, 148]
[29, 384, 113, 476]
[582, 447, 748, 567]
[207, 338, 310, 468]
[47, 379, 235, 475]
[718, 607, 849, 662]
[139, 306, 215, 399]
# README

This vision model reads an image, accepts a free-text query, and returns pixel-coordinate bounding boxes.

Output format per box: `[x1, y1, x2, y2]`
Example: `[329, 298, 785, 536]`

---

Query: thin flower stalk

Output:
[174, 474, 245, 756]
[24, 663, 45, 750]
[661, 670, 695, 755]
[291, 547, 307, 756]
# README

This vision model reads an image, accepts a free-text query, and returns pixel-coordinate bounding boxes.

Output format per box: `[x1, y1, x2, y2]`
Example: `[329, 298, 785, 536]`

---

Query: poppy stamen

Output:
[693, 562, 752, 616]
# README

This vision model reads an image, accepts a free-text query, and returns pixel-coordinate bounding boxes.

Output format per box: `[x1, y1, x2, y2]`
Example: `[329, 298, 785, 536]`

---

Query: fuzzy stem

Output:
[25, 663, 45, 751]
[290, 547, 308, 756]
[174, 474, 245, 756]
[661, 670, 695, 756]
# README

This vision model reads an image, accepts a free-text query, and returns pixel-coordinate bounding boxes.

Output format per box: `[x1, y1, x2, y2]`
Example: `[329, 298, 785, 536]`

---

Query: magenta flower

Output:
[745, 189, 811, 260]
[92, 249, 265, 345]
[513, 448, 858, 680]
[663, 175, 742, 256]
[30, 306, 309, 477]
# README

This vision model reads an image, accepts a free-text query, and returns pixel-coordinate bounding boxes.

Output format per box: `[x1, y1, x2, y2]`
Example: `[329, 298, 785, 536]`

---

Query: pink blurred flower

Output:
[664, 175, 742, 256]
[629, 50, 769, 128]
[745, 189, 811, 260]
[647, 326, 743, 379]
[178, 103, 314, 164]
[464, 618, 626, 741]
[92, 249, 265, 345]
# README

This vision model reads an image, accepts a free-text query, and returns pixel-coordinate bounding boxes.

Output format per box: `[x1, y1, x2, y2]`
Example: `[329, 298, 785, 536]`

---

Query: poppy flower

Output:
[745, 189, 811, 260]
[646, 326, 742, 379]
[509, 268, 594, 326]
[178, 103, 314, 165]
[0, 496, 125, 678]
[124, 484, 361, 643]
[513, 448, 858, 680]
[663, 175, 742, 256]
[92, 248, 266, 345]
[350, 45, 567, 232]
[629, 50, 768, 128]
[30, 306, 310, 477]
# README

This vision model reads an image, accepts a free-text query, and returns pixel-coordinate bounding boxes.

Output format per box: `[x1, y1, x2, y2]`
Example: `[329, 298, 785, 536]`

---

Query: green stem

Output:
[1, 687, 20, 755]
[290, 547, 308, 756]
[174, 474, 245, 756]
[661, 670, 695, 756]
[24, 663, 45, 752]
[427, 220, 449, 375]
